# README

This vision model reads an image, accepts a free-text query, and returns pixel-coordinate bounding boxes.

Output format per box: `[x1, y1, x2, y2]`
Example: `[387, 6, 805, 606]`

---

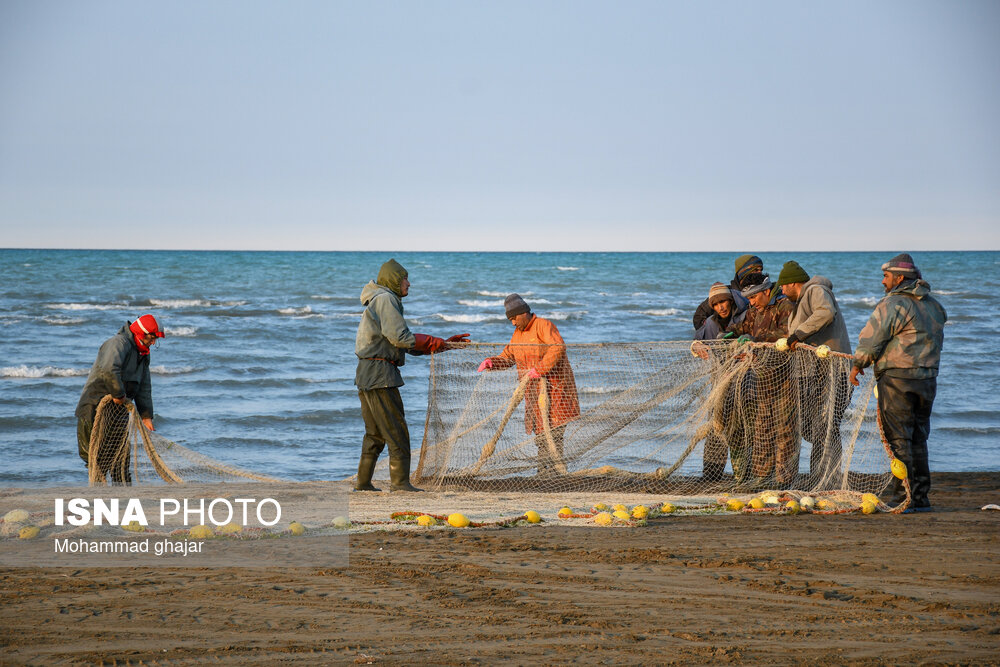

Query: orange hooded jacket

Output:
[488, 315, 580, 434]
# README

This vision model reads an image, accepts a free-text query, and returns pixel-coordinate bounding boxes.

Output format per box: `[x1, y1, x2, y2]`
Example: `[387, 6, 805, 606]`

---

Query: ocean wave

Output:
[546, 310, 587, 321]
[42, 316, 87, 326]
[278, 306, 314, 316]
[429, 313, 508, 323]
[148, 298, 248, 308]
[165, 326, 198, 336]
[639, 308, 681, 317]
[476, 290, 533, 297]
[45, 302, 129, 311]
[149, 366, 198, 375]
[458, 299, 504, 308]
[557, 266, 581, 271]
[1, 365, 88, 378]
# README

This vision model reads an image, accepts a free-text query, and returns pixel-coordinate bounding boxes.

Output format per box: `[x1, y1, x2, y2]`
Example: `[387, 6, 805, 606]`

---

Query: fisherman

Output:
[724, 273, 798, 488]
[354, 259, 469, 492]
[849, 253, 946, 512]
[776, 260, 852, 486]
[477, 294, 580, 477]
[75, 314, 164, 485]
[692, 255, 762, 332]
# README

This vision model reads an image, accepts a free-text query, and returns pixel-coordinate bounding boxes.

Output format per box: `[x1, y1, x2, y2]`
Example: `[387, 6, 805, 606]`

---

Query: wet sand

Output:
[2, 471, 999, 665]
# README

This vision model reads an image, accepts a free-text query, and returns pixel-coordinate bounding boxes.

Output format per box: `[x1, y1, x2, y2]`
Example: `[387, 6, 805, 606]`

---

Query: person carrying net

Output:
[477, 294, 580, 477]
[75, 314, 164, 485]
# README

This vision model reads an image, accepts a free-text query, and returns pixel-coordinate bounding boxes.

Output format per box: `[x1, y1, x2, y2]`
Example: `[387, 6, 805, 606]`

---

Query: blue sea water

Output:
[1, 249, 998, 487]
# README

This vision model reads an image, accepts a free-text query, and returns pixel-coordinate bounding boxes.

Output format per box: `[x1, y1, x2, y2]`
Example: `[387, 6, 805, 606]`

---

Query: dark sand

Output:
[2, 472, 998, 665]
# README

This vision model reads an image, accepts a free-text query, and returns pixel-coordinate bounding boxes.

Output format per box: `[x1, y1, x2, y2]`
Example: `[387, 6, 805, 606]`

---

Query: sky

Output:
[1, 1, 998, 252]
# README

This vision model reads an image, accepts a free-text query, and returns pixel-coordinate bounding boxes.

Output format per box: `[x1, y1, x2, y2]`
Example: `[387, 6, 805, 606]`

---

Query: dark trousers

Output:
[76, 402, 132, 485]
[534, 425, 566, 476]
[358, 387, 411, 462]
[878, 375, 936, 507]
[801, 371, 851, 487]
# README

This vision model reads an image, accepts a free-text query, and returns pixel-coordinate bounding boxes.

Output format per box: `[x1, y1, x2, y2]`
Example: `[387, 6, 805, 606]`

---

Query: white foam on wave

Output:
[150, 298, 247, 308]
[149, 366, 198, 375]
[476, 290, 534, 297]
[430, 313, 507, 323]
[2, 365, 88, 378]
[278, 306, 313, 316]
[45, 302, 128, 311]
[557, 266, 581, 271]
[42, 316, 87, 326]
[639, 308, 681, 317]
[165, 326, 198, 337]
[546, 310, 587, 321]
[458, 299, 504, 308]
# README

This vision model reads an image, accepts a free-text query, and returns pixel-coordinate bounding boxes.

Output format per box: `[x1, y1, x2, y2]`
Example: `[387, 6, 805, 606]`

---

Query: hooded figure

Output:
[850, 254, 947, 511]
[75, 314, 164, 485]
[353, 259, 469, 492]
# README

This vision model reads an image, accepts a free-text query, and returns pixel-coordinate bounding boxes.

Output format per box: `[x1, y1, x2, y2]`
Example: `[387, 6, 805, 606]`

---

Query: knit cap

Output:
[740, 272, 772, 298]
[708, 282, 734, 306]
[504, 294, 530, 318]
[881, 253, 921, 279]
[776, 260, 810, 287]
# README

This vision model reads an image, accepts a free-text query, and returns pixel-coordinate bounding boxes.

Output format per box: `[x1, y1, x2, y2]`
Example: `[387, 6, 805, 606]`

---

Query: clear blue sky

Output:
[1, 1, 998, 251]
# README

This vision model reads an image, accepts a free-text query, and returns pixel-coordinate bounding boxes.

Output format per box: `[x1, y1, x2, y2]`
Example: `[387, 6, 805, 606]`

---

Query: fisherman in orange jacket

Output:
[477, 294, 580, 476]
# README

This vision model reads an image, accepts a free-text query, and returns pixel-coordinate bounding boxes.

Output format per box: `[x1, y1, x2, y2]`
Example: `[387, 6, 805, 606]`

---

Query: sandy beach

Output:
[2, 471, 998, 665]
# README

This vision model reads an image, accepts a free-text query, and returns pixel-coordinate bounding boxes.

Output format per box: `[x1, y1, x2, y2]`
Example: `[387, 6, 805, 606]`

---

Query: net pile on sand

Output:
[87, 395, 283, 486]
[415, 340, 892, 500]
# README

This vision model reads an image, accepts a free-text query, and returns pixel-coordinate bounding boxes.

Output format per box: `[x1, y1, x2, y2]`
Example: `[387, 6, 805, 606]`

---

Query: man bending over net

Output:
[75, 314, 164, 485]
[477, 294, 580, 477]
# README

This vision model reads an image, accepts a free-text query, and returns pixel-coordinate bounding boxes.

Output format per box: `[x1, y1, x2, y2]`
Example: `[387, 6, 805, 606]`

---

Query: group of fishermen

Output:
[690, 253, 946, 510]
[74, 253, 946, 511]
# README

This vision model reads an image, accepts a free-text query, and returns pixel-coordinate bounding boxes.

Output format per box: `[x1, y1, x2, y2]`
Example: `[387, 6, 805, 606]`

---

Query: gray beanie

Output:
[881, 253, 921, 279]
[504, 293, 530, 318]
[740, 273, 772, 298]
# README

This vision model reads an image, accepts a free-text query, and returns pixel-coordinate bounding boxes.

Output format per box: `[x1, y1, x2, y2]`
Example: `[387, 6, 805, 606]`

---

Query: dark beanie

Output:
[504, 293, 530, 318]
[734, 254, 764, 282]
[776, 261, 810, 287]
[376, 259, 408, 297]
[881, 253, 921, 279]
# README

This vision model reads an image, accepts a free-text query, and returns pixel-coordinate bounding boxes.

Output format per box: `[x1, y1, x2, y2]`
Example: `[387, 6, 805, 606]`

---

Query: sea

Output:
[1, 249, 997, 487]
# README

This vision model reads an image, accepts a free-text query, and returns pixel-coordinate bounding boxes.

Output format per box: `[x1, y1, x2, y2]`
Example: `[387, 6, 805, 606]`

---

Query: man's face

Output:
[749, 291, 771, 311]
[400, 277, 410, 297]
[509, 312, 532, 331]
[711, 299, 733, 319]
[781, 283, 802, 302]
[882, 271, 904, 293]
[141, 333, 159, 349]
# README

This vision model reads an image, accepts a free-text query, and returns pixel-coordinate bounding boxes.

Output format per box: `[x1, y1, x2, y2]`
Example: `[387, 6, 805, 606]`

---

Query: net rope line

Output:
[88, 394, 282, 486]
[412, 339, 902, 506]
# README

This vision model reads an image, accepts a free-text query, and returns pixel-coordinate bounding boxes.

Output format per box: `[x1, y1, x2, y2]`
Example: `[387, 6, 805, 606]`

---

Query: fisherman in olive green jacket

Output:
[849, 254, 946, 512]
[354, 259, 469, 492]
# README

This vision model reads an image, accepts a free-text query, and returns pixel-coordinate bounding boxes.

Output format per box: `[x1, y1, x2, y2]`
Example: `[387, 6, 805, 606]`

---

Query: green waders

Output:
[357, 387, 422, 492]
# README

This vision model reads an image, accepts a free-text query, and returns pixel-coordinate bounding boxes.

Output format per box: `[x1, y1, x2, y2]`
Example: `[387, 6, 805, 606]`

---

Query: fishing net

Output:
[414, 340, 897, 503]
[86, 395, 283, 486]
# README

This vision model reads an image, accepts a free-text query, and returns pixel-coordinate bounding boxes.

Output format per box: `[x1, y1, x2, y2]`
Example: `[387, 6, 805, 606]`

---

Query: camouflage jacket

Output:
[853, 279, 947, 379]
[725, 297, 794, 343]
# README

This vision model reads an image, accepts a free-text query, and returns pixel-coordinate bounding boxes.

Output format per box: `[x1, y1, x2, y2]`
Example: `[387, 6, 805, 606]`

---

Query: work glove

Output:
[736, 334, 753, 346]
[447, 333, 471, 343]
[527, 368, 541, 380]
[412, 333, 446, 354]
[477, 359, 493, 372]
[785, 333, 800, 351]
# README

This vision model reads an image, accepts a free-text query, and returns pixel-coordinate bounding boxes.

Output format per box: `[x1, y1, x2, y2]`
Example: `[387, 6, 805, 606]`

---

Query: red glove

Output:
[447, 333, 471, 344]
[477, 359, 493, 372]
[527, 368, 541, 380]
[412, 333, 446, 354]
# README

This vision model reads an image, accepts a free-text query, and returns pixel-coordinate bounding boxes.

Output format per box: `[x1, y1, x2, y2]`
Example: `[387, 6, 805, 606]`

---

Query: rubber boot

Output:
[355, 454, 381, 492]
[887, 439, 913, 508]
[910, 440, 932, 510]
[389, 456, 422, 492]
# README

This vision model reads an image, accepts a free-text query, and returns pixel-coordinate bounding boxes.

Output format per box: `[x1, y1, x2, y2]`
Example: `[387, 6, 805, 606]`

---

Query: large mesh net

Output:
[86, 395, 283, 486]
[415, 340, 897, 503]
